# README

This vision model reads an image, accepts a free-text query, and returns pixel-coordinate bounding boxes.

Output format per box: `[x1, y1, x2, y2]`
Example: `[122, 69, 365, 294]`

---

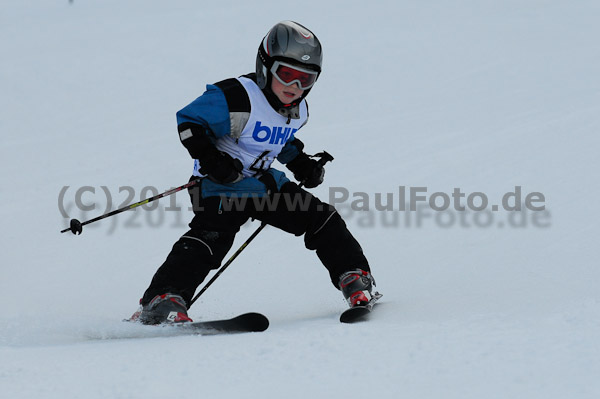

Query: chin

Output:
[282, 96, 300, 104]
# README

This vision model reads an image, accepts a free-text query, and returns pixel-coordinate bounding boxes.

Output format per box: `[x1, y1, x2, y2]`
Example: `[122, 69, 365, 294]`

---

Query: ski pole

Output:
[189, 220, 267, 307]
[60, 179, 202, 235]
[188, 151, 334, 308]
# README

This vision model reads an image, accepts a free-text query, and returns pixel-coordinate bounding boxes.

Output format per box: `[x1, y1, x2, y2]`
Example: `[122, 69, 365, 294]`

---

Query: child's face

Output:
[270, 77, 304, 104]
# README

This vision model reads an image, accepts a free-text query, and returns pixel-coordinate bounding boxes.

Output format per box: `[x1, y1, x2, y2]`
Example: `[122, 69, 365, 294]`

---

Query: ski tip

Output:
[236, 312, 270, 332]
[340, 307, 371, 323]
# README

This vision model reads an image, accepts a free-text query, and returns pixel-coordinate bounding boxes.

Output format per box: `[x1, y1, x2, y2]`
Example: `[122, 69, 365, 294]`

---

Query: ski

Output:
[340, 293, 382, 323]
[124, 312, 269, 336]
[181, 312, 269, 335]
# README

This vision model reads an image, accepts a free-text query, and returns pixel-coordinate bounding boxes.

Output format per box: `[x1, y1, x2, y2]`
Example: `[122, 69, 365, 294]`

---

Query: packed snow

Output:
[1, 1, 599, 398]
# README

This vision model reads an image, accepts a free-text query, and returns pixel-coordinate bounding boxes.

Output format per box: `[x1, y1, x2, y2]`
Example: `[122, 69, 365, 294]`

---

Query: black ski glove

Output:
[286, 152, 325, 188]
[199, 151, 244, 184]
[178, 123, 243, 184]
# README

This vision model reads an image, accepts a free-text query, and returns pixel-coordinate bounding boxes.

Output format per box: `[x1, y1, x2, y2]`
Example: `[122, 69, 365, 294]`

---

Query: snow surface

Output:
[1, 0, 599, 398]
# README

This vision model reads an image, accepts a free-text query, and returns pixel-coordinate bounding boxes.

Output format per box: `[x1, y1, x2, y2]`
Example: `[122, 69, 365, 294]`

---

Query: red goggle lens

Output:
[274, 64, 318, 89]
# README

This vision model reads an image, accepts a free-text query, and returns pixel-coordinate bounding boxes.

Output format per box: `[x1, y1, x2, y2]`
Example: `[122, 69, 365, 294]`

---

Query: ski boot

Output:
[130, 293, 193, 325]
[339, 269, 379, 307]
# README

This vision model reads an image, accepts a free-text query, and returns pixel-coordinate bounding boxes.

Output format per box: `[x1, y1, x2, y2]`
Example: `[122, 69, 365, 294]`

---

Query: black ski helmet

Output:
[256, 21, 323, 118]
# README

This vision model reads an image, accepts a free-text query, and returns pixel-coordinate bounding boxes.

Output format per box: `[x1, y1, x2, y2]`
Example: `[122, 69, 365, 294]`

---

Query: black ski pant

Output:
[141, 179, 370, 306]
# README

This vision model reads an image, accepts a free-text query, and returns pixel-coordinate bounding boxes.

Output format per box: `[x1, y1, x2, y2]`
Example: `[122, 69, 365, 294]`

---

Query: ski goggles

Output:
[270, 61, 319, 90]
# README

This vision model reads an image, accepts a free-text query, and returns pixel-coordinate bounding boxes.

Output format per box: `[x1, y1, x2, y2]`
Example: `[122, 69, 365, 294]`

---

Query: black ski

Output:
[340, 293, 382, 323]
[123, 312, 269, 336]
[181, 312, 269, 335]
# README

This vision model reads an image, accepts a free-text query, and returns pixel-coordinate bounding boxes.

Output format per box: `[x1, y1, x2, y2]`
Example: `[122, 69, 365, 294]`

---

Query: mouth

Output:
[283, 91, 297, 98]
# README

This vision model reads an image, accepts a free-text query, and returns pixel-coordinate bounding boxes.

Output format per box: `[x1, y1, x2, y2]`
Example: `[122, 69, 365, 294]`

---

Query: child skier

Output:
[134, 21, 378, 324]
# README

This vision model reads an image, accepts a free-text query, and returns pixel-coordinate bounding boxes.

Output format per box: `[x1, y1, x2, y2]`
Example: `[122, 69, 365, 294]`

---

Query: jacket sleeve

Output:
[277, 137, 305, 164]
[176, 84, 231, 138]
